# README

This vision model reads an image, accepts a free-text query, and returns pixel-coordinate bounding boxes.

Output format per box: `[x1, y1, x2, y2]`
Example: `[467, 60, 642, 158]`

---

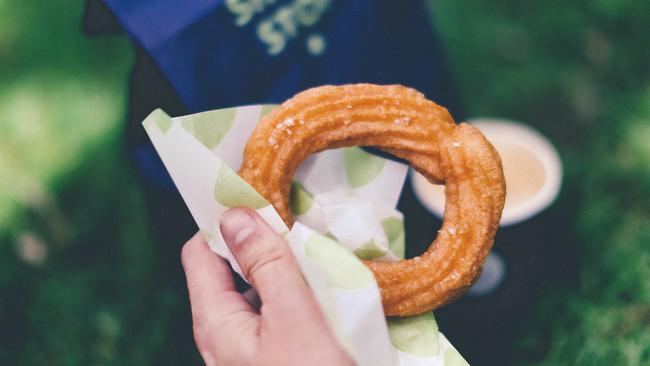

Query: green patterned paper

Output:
[343, 147, 386, 188]
[290, 182, 314, 215]
[388, 313, 440, 357]
[214, 164, 269, 209]
[182, 109, 235, 149]
[305, 233, 374, 289]
[143, 108, 172, 134]
[354, 240, 389, 260]
[382, 217, 405, 259]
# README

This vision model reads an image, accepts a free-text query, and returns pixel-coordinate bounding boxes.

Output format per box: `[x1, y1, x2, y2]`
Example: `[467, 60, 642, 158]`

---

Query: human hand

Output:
[181, 207, 356, 366]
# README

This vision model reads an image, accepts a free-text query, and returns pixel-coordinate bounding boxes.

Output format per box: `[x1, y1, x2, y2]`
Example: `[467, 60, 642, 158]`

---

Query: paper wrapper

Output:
[143, 105, 469, 366]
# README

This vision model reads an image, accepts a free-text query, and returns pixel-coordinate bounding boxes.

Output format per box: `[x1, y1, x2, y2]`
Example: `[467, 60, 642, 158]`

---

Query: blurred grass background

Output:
[0, 1, 197, 364]
[0, 0, 648, 364]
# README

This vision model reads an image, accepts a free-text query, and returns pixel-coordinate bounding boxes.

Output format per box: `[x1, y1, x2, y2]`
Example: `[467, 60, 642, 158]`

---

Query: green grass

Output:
[429, 1, 650, 364]
[0, 0, 132, 234]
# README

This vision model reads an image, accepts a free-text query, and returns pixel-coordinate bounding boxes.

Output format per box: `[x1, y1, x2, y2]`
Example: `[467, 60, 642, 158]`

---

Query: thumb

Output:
[219, 208, 321, 321]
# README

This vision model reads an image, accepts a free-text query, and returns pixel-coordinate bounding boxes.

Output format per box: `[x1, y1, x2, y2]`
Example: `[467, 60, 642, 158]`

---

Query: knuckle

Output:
[192, 315, 252, 366]
[192, 320, 214, 354]
[192, 319, 225, 366]
[244, 245, 287, 283]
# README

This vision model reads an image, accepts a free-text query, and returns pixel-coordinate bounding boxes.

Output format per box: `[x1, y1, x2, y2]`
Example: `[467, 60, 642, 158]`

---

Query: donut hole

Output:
[358, 147, 446, 260]
[398, 174, 444, 259]
[292, 146, 444, 260]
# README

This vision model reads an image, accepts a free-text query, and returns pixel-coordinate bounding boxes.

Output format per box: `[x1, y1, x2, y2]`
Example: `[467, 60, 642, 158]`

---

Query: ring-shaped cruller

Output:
[239, 84, 506, 316]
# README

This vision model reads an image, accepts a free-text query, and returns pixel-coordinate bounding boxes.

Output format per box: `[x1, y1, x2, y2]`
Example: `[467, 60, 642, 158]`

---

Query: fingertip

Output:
[181, 232, 207, 268]
[220, 208, 261, 249]
[181, 232, 235, 291]
[223, 206, 258, 219]
[221, 207, 258, 229]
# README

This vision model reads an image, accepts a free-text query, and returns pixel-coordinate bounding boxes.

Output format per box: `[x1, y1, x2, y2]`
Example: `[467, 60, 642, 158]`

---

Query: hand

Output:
[181, 208, 356, 366]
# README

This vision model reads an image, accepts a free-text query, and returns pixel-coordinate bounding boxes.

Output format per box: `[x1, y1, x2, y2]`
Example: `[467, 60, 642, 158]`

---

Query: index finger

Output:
[181, 233, 258, 354]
